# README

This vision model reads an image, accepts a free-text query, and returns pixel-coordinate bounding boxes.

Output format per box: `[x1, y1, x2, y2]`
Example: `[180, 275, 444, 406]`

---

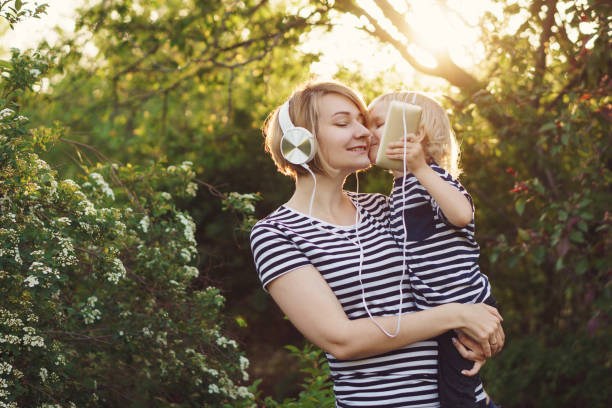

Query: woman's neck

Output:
[286, 171, 358, 226]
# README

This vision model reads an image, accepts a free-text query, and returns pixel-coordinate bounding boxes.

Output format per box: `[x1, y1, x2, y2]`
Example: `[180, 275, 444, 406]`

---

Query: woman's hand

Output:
[452, 325, 505, 377]
[456, 303, 504, 358]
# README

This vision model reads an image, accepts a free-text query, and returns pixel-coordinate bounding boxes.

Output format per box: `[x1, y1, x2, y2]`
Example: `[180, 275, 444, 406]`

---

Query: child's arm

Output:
[387, 133, 472, 227]
[412, 165, 473, 227]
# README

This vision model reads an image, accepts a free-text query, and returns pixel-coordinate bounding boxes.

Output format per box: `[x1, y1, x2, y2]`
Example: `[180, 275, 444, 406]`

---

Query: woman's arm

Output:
[268, 264, 503, 360]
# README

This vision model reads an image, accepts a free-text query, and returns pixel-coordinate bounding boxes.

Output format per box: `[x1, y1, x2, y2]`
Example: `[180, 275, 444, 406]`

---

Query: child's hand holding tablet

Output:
[374, 100, 422, 173]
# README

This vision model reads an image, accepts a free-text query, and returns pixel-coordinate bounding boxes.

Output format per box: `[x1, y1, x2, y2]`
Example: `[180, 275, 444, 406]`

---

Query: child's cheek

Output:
[368, 143, 379, 164]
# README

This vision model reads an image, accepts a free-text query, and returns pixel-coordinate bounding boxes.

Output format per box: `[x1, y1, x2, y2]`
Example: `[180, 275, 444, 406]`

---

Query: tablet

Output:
[374, 100, 422, 172]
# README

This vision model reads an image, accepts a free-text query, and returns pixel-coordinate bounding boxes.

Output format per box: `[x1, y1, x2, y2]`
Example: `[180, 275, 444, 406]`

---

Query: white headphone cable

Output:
[301, 159, 407, 338]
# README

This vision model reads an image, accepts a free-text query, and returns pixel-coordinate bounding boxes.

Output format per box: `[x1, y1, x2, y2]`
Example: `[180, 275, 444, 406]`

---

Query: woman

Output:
[250, 81, 504, 407]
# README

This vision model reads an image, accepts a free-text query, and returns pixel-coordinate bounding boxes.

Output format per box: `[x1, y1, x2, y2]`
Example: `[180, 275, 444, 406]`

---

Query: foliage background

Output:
[1, 0, 610, 407]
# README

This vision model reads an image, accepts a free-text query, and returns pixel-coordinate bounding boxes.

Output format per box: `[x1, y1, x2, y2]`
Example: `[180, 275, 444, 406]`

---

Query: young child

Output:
[368, 91, 501, 408]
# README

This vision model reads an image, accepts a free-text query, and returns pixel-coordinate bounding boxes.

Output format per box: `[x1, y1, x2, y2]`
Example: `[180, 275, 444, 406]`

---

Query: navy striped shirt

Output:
[389, 163, 491, 310]
[251, 192, 448, 407]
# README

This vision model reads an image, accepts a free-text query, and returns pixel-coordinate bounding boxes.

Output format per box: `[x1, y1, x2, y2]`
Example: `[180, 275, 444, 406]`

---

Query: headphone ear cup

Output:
[280, 127, 316, 165]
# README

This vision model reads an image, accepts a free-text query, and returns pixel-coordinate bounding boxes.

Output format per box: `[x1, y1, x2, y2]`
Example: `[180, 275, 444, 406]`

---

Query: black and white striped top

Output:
[251, 192, 444, 407]
[389, 163, 491, 310]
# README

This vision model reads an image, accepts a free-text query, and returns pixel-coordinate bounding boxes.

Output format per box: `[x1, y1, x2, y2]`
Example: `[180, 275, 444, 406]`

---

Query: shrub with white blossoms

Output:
[0, 21, 256, 406]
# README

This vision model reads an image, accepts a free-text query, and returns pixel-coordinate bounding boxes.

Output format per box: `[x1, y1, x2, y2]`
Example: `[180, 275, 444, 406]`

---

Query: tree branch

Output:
[335, 0, 483, 92]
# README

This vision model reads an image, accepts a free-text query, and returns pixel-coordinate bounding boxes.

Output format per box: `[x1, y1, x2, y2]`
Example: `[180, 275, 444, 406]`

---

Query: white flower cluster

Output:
[39, 404, 76, 408]
[23, 275, 41, 287]
[215, 334, 238, 350]
[210, 375, 253, 400]
[29, 261, 60, 281]
[142, 327, 153, 337]
[30, 249, 45, 257]
[0, 228, 22, 265]
[0, 376, 13, 403]
[35, 159, 50, 170]
[39, 367, 48, 382]
[179, 243, 198, 263]
[0, 310, 23, 328]
[203, 366, 219, 377]
[156, 331, 167, 346]
[0, 108, 14, 120]
[0, 363, 12, 375]
[239, 356, 250, 381]
[204, 287, 225, 307]
[114, 220, 127, 238]
[227, 192, 257, 213]
[55, 217, 71, 226]
[77, 198, 97, 217]
[166, 162, 198, 197]
[180, 247, 192, 262]
[55, 354, 67, 366]
[182, 266, 199, 279]
[81, 296, 102, 325]
[89, 172, 115, 200]
[21, 326, 45, 347]
[54, 235, 77, 267]
[139, 215, 150, 233]
[106, 258, 126, 284]
[60, 179, 79, 192]
[186, 182, 197, 197]
[176, 213, 197, 245]
[160, 192, 172, 201]
[48, 179, 58, 197]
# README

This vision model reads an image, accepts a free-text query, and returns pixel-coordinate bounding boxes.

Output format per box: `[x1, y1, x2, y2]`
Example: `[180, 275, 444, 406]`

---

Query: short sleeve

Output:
[250, 222, 311, 291]
[429, 165, 475, 227]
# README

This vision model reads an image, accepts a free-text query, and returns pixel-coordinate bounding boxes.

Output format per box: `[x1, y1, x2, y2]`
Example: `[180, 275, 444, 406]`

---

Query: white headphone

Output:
[278, 101, 317, 165]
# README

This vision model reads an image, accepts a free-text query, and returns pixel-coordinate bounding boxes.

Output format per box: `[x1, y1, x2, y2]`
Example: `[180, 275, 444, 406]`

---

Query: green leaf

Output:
[538, 122, 556, 132]
[235, 315, 248, 328]
[515, 198, 526, 216]
[569, 231, 585, 243]
[555, 257, 565, 271]
[517, 228, 531, 241]
[581, 212, 594, 220]
[561, 133, 570, 145]
[575, 259, 588, 275]
[533, 246, 546, 265]
[508, 255, 519, 269]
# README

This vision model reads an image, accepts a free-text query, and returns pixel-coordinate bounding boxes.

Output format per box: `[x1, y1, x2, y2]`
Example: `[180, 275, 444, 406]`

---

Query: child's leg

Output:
[437, 330, 486, 408]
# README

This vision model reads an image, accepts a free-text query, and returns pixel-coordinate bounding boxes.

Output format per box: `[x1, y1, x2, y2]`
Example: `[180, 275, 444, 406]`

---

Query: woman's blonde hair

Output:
[263, 81, 368, 179]
[369, 91, 462, 178]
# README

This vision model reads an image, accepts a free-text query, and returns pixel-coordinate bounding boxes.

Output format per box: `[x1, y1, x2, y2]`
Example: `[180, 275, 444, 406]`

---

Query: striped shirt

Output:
[389, 163, 491, 310]
[250, 192, 442, 407]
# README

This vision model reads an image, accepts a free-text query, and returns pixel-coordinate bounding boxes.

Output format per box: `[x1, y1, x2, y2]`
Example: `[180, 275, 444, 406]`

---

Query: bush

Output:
[0, 4, 255, 406]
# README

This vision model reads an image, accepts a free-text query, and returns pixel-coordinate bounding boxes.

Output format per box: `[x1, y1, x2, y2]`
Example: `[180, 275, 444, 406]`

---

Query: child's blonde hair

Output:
[369, 91, 462, 178]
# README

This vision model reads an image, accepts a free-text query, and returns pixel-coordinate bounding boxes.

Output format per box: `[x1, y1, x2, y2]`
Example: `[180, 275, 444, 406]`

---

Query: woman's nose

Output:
[355, 122, 372, 139]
